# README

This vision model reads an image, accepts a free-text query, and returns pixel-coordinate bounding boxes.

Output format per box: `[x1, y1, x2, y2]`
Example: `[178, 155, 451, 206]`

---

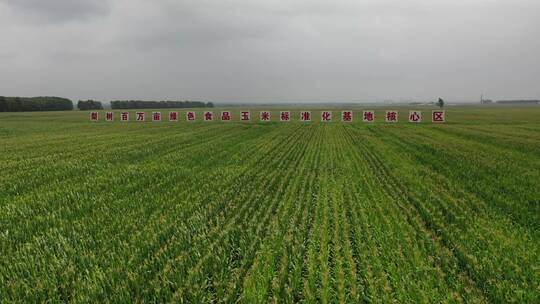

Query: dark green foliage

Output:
[437, 97, 444, 108]
[497, 100, 540, 104]
[0, 107, 538, 303]
[0, 96, 6, 112]
[0, 96, 73, 112]
[110, 100, 208, 109]
[77, 100, 103, 110]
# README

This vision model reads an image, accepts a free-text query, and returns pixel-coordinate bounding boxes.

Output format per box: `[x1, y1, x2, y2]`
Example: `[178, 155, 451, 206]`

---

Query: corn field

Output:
[0, 107, 539, 303]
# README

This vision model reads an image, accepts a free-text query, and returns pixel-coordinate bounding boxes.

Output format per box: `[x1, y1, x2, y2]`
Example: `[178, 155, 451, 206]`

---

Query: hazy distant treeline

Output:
[77, 100, 103, 110]
[0, 96, 73, 112]
[110, 100, 213, 109]
[496, 100, 540, 104]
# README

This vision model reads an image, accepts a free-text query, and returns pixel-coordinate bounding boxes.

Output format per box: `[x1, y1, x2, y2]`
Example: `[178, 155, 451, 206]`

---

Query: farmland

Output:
[0, 106, 539, 303]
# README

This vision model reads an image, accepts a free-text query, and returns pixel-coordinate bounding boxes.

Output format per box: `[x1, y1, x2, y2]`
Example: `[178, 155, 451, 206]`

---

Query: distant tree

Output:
[13, 97, 22, 111]
[437, 98, 444, 108]
[1, 96, 72, 112]
[206, 102, 214, 108]
[0, 96, 6, 112]
[78, 100, 103, 110]
[110, 100, 207, 109]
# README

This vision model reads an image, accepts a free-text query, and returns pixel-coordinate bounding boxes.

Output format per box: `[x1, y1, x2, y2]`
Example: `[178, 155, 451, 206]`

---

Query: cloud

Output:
[2, 0, 112, 23]
[0, 0, 539, 102]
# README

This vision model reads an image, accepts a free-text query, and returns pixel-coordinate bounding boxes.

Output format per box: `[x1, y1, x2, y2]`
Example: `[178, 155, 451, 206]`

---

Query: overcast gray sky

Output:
[1, 0, 539, 103]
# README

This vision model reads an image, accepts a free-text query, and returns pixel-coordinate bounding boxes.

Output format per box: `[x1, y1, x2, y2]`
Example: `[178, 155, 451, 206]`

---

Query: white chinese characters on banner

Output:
[136, 112, 145, 121]
[152, 112, 161, 122]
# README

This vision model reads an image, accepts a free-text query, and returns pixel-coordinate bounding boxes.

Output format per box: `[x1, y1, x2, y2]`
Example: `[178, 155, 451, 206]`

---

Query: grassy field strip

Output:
[295, 125, 365, 303]
[0, 125, 272, 300]
[373, 125, 540, 233]
[226, 128, 321, 303]
[238, 125, 322, 303]
[0, 123, 246, 176]
[91, 124, 304, 301]
[442, 123, 540, 145]
[0, 122, 180, 156]
[0, 123, 263, 201]
[150, 126, 308, 302]
[0, 125, 266, 247]
[372, 126, 540, 245]
[95, 124, 306, 300]
[325, 125, 358, 303]
[275, 127, 323, 303]
[132, 124, 312, 300]
[353, 125, 539, 302]
[0, 124, 240, 197]
[1, 108, 539, 302]
[0, 123, 300, 302]
[0, 122, 218, 172]
[366, 125, 539, 231]
[349, 131, 489, 303]
[162, 126, 314, 302]
[220, 129, 318, 302]
[429, 124, 540, 164]
[341, 128, 430, 302]
[354, 126, 502, 302]
[0, 125, 289, 301]
[341, 124, 489, 303]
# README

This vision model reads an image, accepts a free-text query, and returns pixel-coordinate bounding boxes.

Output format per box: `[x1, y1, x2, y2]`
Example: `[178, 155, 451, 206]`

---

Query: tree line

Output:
[0, 96, 73, 112]
[110, 100, 213, 109]
[0, 97, 213, 112]
[77, 100, 103, 110]
[496, 100, 540, 104]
